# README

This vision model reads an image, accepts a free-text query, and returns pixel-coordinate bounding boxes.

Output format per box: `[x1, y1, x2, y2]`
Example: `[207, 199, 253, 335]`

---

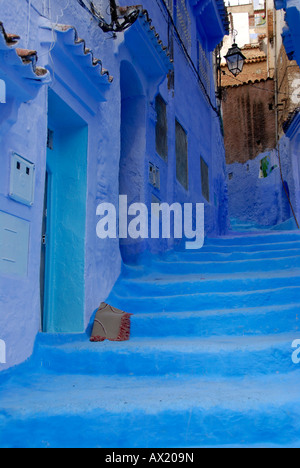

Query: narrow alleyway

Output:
[0, 230, 300, 448]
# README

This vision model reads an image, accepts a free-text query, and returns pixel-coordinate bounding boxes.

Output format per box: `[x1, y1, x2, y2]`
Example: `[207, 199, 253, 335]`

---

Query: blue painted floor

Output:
[1, 230, 300, 448]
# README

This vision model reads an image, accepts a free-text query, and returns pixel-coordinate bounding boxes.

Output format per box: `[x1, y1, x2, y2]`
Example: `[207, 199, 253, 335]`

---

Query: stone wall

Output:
[277, 45, 300, 134]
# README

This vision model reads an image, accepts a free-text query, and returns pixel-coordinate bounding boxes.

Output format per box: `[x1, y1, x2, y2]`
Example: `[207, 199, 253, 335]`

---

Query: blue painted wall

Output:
[0, 120, 47, 367]
[0, 0, 229, 369]
[117, 0, 229, 262]
[227, 134, 300, 229]
[275, 0, 300, 67]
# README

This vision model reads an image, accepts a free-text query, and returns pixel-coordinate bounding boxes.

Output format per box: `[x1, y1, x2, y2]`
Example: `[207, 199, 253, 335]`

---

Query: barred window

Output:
[175, 0, 191, 52]
[166, 0, 174, 15]
[200, 157, 210, 202]
[176, 119, 188, 190]
[155, 94, 168, 161]
[197, 40, 211, 94]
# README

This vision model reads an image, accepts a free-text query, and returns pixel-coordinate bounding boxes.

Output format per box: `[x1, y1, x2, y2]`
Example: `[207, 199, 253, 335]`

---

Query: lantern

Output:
[224, 43, 246, 77]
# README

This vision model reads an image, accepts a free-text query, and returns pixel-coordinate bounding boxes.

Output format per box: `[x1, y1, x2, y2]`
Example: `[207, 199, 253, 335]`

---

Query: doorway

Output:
[119, 60, 146, 262]
[41, 89, 88, 333]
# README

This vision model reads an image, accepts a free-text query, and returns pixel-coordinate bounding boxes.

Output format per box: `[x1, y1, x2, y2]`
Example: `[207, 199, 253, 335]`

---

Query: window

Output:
[149, 162, 161, 190]
[200, 157, 210, 202]
[175, 0, 191, 52]
[47, 129, 54, 151]
[155, 94, 168, 161]
[166, 0, 174, 15]
[197, 40, 211, 94]
[176, 120, 188, 190]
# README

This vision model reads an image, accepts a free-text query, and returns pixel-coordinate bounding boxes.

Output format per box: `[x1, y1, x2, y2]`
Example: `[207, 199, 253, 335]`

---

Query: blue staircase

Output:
[0, 231, 300, 448]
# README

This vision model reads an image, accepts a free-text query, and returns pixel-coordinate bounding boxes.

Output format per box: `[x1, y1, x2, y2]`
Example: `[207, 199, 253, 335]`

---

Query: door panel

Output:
[42, 90, 88, 333]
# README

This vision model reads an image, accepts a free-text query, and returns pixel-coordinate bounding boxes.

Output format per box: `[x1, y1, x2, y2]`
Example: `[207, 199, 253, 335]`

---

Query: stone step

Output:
[198, 231, 300, 247]
[1, 231, 300, 448]
[123, 255, 300, 278]
[164, 248, 300, 262]
[35, 332, 297, 377]
[115, 269, 300, 297]
[108, 285, 300, 314]
[174, 238, 300, 254]
[0, 369, 299, 448]
[130, 303, 300, 338]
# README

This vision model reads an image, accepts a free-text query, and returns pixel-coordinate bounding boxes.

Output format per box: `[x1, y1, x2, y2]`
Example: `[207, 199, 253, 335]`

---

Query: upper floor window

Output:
[176, 119, 188, 190]
[197, 40, 211, 94]
[174, 0, 191, 52]
[155, 94, 168, 162]
[166, 0, 174, 15]
[200, 156, 210, 202]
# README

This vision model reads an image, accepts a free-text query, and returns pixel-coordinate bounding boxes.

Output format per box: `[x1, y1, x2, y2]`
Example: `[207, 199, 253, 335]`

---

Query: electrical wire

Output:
[75, 0, 220, 115]
[34, 0, 222, 119]
[76, 0, 108, 27]
[76, 0, 139, 33]
[38, 0, 71, 59]
[222, 69, 296, 98]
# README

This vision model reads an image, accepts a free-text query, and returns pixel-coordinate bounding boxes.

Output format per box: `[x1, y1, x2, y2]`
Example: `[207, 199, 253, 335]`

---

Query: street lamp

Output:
[224, 30, 246, 77]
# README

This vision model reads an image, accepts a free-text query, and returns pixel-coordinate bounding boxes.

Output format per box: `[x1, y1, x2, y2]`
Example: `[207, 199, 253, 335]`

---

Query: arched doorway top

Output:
[120, 60, 145, 100]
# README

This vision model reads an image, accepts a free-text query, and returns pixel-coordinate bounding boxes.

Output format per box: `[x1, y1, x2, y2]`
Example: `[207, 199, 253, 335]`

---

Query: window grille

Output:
[198, 41, 211, 94]
[176, 120, 188, 190]
[155, 94, 168, 161]
[175, 0, 191, 52]
[200, 157, 210, 202]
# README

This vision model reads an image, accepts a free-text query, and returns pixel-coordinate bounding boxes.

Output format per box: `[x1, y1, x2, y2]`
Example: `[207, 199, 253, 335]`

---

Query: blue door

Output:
[42, 90, 88, 333]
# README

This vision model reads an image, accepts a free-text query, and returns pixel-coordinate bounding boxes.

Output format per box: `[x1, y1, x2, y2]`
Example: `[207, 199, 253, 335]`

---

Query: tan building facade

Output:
[277, 45, 300, 135]
[222, 78, 276, 164]
[221, 43, 268, 87]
